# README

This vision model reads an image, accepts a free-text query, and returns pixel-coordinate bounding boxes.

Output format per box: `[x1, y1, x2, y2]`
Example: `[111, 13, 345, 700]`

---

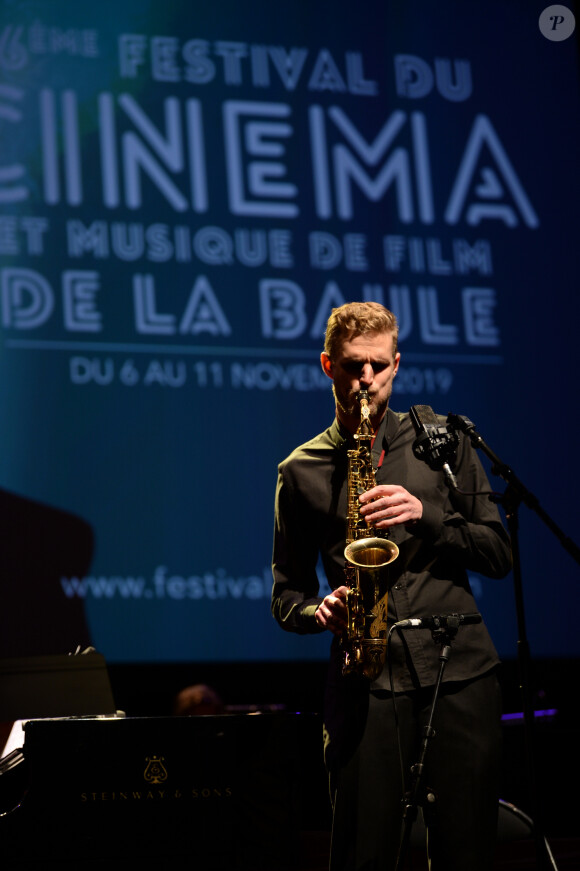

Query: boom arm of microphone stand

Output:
[447, 413, 580, 566]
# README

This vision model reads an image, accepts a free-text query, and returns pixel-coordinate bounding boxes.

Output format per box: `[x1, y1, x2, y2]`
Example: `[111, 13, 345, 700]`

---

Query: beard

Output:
[333, 384, 391, 425]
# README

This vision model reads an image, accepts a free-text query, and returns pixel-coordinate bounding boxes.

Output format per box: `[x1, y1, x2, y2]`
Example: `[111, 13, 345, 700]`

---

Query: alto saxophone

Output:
[342, 390, 399, 680]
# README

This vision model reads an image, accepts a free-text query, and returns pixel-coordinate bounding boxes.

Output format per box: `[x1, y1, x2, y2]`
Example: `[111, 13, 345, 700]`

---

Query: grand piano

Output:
[0, 656, 330, 870]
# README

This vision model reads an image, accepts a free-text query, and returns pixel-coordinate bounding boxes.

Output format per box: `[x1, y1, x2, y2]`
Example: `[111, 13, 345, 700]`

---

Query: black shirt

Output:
[271, 408, 512, 691]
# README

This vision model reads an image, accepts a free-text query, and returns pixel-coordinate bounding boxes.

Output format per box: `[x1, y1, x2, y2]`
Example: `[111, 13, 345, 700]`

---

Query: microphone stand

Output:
[447, 414, 580, 871]
[394, 619, 460, 871]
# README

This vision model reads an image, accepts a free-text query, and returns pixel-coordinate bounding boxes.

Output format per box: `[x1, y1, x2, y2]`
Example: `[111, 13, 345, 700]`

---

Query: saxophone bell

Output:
[343, 537, 399, 680]
[344, 536, 399, 570]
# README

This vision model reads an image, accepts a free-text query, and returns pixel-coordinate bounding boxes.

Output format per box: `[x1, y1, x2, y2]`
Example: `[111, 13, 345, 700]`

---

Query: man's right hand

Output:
[315, 585, 349, 635]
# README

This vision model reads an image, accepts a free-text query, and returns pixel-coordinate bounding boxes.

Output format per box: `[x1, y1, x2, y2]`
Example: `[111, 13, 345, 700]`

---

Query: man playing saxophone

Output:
[271, 301, 511, 871]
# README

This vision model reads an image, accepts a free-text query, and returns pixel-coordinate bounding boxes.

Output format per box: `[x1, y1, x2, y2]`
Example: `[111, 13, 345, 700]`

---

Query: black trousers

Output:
[325, 670, 502, 871]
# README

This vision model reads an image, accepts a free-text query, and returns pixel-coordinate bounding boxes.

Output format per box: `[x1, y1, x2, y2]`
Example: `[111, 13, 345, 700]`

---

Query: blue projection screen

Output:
[0, 0, 579, 664]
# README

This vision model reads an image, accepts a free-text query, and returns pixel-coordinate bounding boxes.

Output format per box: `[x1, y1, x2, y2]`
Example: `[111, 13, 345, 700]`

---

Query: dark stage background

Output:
[1, 0, 579, 855]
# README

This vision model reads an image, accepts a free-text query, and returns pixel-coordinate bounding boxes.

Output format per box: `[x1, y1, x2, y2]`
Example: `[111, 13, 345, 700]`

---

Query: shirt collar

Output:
[330, 407, 400, 452]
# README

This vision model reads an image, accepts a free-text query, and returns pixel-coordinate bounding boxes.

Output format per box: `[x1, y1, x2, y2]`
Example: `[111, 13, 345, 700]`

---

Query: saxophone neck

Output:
[355, 390, 374, 440]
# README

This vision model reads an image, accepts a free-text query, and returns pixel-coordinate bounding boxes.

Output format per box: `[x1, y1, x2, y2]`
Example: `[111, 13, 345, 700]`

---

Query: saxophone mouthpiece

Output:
[357, 390, 370, 419]
[357, 390, 371, 426]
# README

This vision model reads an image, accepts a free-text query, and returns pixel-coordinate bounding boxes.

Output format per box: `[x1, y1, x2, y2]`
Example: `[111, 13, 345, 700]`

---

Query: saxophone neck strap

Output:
[371, 411, 389, 470]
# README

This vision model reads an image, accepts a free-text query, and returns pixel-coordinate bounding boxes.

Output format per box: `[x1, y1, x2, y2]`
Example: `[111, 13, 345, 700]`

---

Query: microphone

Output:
[410, 405, 459, 489]
[394, 612, 482, 630]
[446, 412, 478, 437]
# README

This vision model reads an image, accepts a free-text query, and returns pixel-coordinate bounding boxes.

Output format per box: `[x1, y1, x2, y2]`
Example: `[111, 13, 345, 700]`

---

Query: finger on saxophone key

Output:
[315, 586, 348, 634]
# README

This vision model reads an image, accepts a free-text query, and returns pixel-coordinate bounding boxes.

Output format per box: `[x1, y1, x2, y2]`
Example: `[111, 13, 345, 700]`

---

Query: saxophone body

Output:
[342, 391, 399, 681]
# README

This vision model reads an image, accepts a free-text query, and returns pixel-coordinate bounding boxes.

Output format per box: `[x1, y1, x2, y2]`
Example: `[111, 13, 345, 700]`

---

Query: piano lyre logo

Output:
[143, 755, 168, 784]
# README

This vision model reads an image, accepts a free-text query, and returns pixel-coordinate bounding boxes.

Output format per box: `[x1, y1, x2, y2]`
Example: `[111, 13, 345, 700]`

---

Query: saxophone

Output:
[342, 390, 399, 680]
